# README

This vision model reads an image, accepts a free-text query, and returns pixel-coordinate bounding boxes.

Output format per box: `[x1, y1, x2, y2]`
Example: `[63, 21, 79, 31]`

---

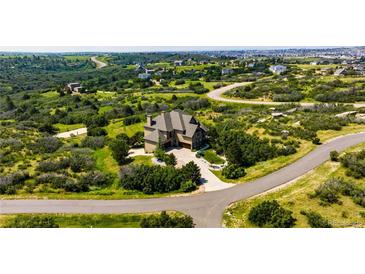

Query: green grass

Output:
[41, 91, 59, 98]
[223, 142, 365, 228]
[105, 120, 144, 138]
[63, 55, 91, 61]
[54, 123, 85, 132]
[203, 149, 225, 165]
[0, 213, 145, 228]
[98, 105, 113, 114]
[130, 155, 153, 166]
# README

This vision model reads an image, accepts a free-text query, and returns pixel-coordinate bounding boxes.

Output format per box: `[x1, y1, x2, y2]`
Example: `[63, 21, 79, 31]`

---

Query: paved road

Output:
[91, 56, 107, 69]
[55, 127, 87, 138]
[207, 82, 365, 108]
[2, 132, 365, 227]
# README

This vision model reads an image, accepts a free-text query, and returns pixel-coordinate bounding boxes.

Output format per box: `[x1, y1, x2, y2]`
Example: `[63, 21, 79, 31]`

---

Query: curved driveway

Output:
[3, 83, 365, 227]
[91, 56, 107, 69]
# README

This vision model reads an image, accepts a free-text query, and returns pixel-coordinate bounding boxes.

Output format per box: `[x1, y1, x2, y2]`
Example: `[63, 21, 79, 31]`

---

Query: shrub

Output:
[164, 153, 177, 166]
[124, 116, 141, 126]
[248, 200, 296, 228]
[140, 211, 195, 228]
[180, 180, 197, 193]
[37, 158, 70, 172]
[81, 136, 106, 149]
[79, 171, 111, 188]
[110, 138, 130, 164]
[70, 153, 94, 172]
[311, 178, 342, 205]
[181, 161, 201, 184]
[0, 171, 30, 194]
[87, 126, 107, 136]
[301, 211, 332, 228]
[4, 215, 59, 228]
[32, 137, 62, 153]
[330, 150, 339, 161]
[120, 164, 183, 194]
[222, 164, 246, 179]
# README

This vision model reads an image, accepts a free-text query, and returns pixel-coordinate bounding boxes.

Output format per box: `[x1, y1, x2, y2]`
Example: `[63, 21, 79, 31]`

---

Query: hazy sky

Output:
[0, 46, 342, 53]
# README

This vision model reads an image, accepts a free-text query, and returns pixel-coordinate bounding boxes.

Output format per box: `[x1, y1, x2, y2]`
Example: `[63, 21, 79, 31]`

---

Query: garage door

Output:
[179, 142, 191, 149]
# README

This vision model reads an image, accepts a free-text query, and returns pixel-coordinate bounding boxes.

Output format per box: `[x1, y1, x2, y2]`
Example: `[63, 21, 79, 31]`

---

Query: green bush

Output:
[140, 211, 195, 228]
[330, 150, 339, 161]
[4, 215, 59, 228]
[222, 164, 246, 179]
[301, 211, 332, 228]
[180, 180, 197, 193]
[248, 200, 296, 228]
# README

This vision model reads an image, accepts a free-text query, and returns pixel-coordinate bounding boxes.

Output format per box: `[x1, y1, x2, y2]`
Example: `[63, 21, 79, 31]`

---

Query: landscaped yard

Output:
[202, 149, 225, 165]
[105, 120, 144, 138]
[54, 123, 85, 133]
[223, 142, 365, 228]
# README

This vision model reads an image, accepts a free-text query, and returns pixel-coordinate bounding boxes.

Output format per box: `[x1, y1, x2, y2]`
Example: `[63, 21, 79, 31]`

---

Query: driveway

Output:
[167, 148, 233, 192]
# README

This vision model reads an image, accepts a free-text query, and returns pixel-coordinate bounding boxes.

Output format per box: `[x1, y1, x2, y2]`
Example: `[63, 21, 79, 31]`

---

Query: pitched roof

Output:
[145, 110, 206, 141]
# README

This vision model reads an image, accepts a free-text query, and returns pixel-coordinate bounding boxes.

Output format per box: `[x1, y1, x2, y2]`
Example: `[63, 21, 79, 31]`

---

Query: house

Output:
[247, 63, 255, 68]
[334, 68, 346, 76]
[66, 83, 82, 92]
[310, 61, 319, 65]
[138, 72, 152, 79]
[269, 65, 287, 74]
[144, 110, 207, 153]
[221, 68, 234, 75]
[174, 60, 184, 66]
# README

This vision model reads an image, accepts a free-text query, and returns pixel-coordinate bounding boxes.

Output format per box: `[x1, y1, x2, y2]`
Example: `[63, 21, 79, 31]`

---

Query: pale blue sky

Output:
[0, 46, 341, 53]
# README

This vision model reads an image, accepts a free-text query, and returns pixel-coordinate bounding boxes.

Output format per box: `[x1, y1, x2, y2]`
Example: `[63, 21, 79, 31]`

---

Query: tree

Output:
[248, 200, 296, 228]
[110, 139, 130, 164]
[300, 211, 332, 228]
[330, 150, 339, 162]
[181, 161, 201, 184]
[4, 95, 15, 111]
[226, 142, 242, 166]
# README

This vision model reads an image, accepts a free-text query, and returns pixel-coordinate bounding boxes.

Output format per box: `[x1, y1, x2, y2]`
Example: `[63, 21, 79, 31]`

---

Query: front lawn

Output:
[203, 149, 225, 165]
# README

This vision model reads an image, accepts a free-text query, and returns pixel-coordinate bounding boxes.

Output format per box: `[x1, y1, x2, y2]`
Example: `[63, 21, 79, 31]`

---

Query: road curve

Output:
[207, 82, 365, 108]
[91, 56, 107, 69]
[2, 132, 365, 227]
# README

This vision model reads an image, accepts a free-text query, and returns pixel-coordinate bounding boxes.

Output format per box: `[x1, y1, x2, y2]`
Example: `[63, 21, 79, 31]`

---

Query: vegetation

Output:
[140, 211, 195, 228]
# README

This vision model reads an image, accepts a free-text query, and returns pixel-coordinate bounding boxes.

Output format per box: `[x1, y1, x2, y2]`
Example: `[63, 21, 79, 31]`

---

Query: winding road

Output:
[91, 56, 107, 69]
[208, 82, 365, 108]
[2, 83, 365, 227]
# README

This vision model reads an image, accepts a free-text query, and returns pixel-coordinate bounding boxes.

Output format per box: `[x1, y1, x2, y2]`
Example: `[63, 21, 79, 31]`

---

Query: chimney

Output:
[147, 114, 152, 126]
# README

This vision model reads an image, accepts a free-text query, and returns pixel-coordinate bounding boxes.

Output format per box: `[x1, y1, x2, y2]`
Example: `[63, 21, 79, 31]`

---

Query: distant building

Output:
[269, 65, 287, 74]
[334, 68, 346, 76]
[310, 61, 319, 65]
[138, 73, 152, 79]
[66, 83, 82, 92]
[174, 60, 184, 66]
[247, 63, 255, 68]
[221, 68, 234, 75]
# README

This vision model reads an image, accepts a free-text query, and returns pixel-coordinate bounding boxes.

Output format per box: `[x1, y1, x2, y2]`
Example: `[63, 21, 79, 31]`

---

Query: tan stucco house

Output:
[144, 110, 207, 153]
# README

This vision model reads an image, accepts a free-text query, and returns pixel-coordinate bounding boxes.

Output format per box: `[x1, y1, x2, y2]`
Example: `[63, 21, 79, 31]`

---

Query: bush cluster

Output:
[120, 161, 200, 194]
[248, 200, 296, 228]
[140, 211, 195, 228]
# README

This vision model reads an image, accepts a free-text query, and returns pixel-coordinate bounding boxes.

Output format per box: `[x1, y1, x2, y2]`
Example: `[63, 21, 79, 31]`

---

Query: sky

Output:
[0, 46, 344, 53]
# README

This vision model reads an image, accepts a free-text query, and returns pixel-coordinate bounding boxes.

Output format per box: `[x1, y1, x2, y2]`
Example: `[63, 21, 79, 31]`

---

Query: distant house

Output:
[310, 61, 319, 65]
[269, 65, 287, 74]
[353, 64, 365, 71]
[221, 68, 234, 75]
[138, 72, 152, 79]
[334, 68, 346, 76]
[174, 60, 184, 66]
[66, 83, 82, 92]
[247, 63, 255, 68]
[144, 110, 207, 153]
